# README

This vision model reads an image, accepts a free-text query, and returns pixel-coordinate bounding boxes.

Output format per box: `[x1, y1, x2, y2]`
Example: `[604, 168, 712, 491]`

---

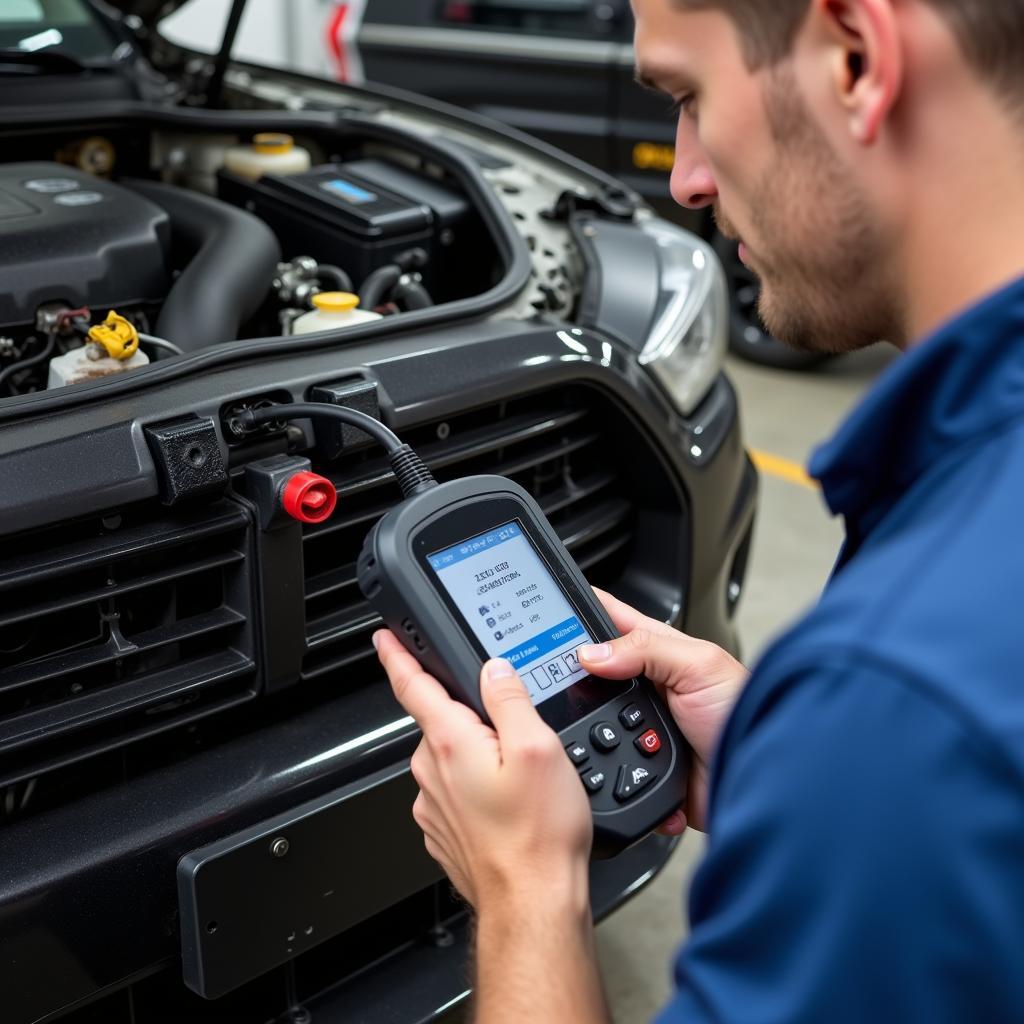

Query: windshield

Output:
[0, 0, 119, 62]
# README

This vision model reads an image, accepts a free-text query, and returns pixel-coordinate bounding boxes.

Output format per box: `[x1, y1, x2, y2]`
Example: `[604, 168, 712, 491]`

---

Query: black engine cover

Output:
[0, 162, 170, 329]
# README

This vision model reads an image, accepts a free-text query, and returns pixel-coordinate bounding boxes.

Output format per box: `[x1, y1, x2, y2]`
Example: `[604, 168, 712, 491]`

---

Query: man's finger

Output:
[591, 587, 677, 638]
[479, 659, 548, 745]
[375, 630, 460, 731]
[577, 626, 709, 690]
[655, 809, 688, 837]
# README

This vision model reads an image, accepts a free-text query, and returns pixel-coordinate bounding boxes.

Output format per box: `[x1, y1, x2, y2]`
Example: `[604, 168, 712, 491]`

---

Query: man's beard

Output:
[719, 72, 904, 354]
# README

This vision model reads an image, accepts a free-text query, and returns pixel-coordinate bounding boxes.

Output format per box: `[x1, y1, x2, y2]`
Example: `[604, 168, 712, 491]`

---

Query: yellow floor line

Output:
[750, 449, 818, 490]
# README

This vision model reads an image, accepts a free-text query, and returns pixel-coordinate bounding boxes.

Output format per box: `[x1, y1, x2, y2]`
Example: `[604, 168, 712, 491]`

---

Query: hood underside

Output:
[96, 0, 209, 29]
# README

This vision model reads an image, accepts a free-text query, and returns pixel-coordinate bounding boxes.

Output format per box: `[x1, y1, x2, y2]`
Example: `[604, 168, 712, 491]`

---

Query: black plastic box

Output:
[216, 159, 469, 293]
[0, 162, 170, 330]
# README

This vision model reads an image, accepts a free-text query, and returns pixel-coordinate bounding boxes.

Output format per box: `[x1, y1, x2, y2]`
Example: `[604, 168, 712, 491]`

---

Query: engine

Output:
[0, 162, 170, 333]
[0, 137, 486, 398]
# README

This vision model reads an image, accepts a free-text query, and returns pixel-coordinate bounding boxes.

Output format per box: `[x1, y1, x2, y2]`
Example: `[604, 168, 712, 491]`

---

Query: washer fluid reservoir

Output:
[292, 292, 383, 335]
[224, 133, 311, 181]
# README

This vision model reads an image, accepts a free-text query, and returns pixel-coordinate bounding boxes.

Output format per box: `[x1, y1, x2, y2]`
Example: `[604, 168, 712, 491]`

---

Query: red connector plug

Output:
[281, 471, 337, 524]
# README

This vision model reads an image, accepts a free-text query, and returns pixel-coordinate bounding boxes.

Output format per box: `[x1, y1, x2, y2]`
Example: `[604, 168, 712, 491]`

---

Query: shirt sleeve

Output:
[655, 663, 1024, 1024]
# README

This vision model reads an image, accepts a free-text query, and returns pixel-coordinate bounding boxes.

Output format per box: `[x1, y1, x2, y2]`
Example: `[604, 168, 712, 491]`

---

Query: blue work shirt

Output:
[658, 276, 1024, 1023]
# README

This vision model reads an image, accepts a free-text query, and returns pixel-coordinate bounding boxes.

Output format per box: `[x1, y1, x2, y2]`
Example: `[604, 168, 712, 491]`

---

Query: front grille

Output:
[300, 389, 640, 684]
[0, 501, 256, 788]
[0, 386, 686, 814]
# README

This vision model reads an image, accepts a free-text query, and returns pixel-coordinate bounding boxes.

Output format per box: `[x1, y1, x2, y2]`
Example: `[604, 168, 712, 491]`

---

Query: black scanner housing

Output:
[357, 474, 690, 855]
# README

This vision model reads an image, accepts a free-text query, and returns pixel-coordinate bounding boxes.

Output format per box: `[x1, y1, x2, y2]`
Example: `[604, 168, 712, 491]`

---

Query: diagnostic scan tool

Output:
[235, 403, 688, 856]
[358, 476, 689, 855]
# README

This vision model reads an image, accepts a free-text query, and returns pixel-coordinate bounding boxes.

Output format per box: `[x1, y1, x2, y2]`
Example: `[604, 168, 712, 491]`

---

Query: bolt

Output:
[270, 836, 290, 858]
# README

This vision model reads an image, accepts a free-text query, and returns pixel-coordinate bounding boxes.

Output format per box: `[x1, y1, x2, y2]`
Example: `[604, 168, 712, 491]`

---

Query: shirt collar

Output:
[810, 274, 1024, 527]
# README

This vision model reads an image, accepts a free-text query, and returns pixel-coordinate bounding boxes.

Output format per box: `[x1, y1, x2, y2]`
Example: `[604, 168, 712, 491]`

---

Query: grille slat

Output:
[0, 607, 246, 697]
[415, 408, 589, 471]
[305, 562, 359, 603]
[0, 506, 244, 592]
[300, 394, 639, 684]
[306, 607, 382, 652]
[0, 501, 257, 787]
[0, 649, 255, 755]
[557, 498, 632, 552]
[536, 469, 616, 518]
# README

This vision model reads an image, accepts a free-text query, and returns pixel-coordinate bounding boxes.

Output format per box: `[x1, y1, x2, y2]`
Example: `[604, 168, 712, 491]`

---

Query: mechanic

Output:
[374, 0, 1024, 1020]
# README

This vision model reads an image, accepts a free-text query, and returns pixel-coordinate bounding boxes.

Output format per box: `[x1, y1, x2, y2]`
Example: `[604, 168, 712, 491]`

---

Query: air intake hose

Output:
[125, 179, 281, 350]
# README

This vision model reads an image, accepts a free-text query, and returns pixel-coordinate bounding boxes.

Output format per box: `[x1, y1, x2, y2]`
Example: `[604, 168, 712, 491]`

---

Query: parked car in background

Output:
[328, 0, 827, 369]
[0, 0, 756, 1021]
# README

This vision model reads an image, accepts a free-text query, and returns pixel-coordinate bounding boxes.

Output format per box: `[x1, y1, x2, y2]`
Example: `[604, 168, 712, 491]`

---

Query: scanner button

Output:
[619, 703, 645, 730]
[614, 764, 658, 802]
[581, 769, 606, 794]
[635, 729, 662, 757]
[590, 722, 620, 751]
[565, 741, 589, 766]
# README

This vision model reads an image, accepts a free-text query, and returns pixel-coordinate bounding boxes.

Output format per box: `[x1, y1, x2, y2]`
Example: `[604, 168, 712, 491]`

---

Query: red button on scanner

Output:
[282, 471, 338, 524]
[635, 729, 661, 757]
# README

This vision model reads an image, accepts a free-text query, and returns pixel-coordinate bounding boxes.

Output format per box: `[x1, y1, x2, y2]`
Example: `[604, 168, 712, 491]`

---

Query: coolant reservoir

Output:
[47, 346, 150, 389]
[292, 292, 382, 334]
[223, 133, 311, 181]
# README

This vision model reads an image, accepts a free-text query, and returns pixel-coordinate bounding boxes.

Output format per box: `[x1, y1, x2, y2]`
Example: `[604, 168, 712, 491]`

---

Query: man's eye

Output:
[669, 94, 697, 119]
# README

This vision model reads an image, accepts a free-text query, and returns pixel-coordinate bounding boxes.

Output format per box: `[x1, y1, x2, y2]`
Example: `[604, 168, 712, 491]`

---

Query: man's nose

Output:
[669, 119, 718, 210]
[670, 156, 718, 210]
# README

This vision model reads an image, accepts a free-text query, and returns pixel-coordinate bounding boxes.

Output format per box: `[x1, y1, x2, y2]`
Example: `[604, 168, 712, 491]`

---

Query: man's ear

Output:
[814, 0, 903, 144]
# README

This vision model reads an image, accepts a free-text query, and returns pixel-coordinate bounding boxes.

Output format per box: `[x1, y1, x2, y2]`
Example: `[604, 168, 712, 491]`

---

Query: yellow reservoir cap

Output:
[87, 310, 139, 360]
[252, 132, 294, 155]
[312, 291, 361, 312]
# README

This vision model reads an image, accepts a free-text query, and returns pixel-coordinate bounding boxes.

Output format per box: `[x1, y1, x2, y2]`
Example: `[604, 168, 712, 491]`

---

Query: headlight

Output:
[638, 219, 728, 416]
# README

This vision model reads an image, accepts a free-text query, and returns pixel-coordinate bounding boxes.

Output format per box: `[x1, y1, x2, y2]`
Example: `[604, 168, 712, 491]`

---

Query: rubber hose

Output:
[392, 279, 433, 311]
[0, 332, 55, 394]
[316, 263, 354, 293]
[125, 179, 282, 351]
[359, 264, 402, 311]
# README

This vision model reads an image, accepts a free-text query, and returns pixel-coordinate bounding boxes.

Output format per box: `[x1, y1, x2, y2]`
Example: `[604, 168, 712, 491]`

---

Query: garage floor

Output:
[596, 344, 899, 1023]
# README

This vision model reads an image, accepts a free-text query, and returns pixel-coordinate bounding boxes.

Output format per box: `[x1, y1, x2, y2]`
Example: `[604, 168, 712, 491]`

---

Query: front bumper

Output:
[0, 322, 755, 1023]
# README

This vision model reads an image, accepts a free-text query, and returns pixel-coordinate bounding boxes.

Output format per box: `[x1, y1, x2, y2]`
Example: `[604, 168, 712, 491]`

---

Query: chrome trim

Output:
[359, 23, 619, 65]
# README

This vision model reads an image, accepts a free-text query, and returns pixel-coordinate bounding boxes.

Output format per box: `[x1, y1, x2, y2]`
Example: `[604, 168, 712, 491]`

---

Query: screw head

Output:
[270, 836, 289, 858]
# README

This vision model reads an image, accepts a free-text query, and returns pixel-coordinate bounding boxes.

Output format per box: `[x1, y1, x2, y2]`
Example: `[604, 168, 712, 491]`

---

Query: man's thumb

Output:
[479, 659, 538, 735]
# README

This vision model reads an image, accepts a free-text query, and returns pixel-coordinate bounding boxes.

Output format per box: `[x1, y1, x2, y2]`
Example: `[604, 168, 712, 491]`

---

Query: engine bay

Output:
[0, 124, 505, 398]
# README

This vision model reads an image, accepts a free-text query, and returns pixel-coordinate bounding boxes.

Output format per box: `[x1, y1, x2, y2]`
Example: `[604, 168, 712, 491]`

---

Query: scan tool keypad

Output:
[562, 692, 672, 809]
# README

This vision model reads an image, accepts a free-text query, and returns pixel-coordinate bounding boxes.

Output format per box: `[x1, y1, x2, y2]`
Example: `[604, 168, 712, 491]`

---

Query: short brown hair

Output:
[676, 0, 1024, 110]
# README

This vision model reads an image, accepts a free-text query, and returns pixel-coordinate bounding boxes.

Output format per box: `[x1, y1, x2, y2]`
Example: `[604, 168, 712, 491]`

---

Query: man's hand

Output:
[376, 632, 610, 1023]
[579, 590, 749, 833]
[374, 630, 592, 910]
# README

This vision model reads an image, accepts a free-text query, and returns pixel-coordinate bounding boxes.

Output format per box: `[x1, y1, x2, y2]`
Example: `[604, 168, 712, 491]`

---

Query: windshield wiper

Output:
[0, 48, 102, 76]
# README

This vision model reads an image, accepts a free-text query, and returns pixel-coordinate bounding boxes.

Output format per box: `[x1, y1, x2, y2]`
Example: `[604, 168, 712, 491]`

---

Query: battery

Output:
[217, 159, 469, 293]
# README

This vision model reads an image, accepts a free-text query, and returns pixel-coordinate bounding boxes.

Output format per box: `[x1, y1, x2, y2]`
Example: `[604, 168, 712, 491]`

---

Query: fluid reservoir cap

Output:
[253, 132, 294, 155]
[282, 471, 337, 524]
[312, 291, 361, 313]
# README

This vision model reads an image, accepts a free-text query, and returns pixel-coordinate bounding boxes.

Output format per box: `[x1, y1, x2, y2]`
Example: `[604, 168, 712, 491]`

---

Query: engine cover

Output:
[0, 162, 170, 330]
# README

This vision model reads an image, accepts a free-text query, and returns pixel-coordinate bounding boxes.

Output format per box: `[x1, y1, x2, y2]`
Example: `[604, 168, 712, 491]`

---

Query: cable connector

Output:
[235, 401, 437, 499]
[388, 444, 436, 498]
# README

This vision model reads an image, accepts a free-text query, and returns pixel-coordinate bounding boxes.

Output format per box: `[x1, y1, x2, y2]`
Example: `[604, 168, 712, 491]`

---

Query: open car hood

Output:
[95, 0, 208, 29]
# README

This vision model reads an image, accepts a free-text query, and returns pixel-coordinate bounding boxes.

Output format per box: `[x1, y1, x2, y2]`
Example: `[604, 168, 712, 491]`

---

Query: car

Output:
[326, 0, 827, 370]
[0, 1, 757, 1022]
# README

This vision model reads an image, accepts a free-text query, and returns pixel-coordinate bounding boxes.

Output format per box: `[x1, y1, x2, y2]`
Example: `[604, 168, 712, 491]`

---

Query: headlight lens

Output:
[638, 219, 728, 416]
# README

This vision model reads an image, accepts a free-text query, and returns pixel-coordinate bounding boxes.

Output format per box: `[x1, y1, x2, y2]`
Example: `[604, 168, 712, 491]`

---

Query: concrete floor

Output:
[596, 344, 900, 1023]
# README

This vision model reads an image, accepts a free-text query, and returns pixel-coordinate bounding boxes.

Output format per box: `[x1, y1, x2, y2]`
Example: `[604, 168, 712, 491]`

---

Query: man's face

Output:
[632, 0, 901, 352]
